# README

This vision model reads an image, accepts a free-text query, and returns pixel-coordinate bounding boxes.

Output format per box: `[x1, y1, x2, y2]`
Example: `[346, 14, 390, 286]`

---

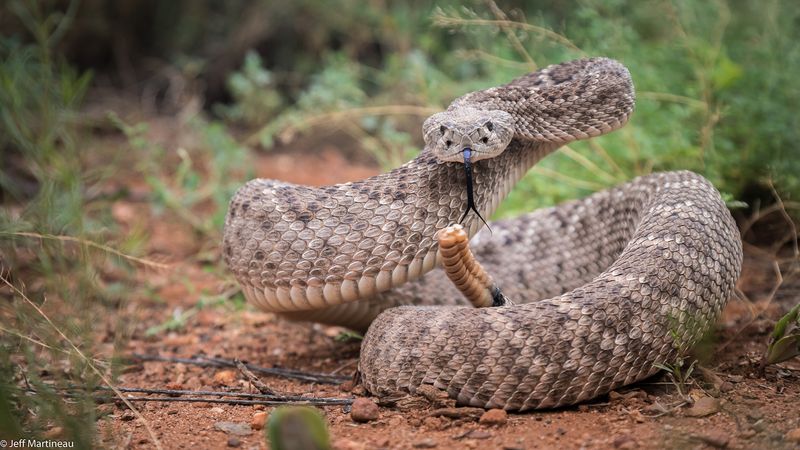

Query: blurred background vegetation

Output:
[1, 0, 798, 444]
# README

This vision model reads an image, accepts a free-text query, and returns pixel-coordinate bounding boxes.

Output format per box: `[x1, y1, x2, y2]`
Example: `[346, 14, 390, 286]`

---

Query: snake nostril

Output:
[481, 137, 489, 144]
[446, 140, 452, 147]
[485, 121, 493, 131]
[440, 125, 446, 133]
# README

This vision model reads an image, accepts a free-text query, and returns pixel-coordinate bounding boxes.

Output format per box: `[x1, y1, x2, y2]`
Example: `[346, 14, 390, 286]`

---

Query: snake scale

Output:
[223, 58, 743, 410]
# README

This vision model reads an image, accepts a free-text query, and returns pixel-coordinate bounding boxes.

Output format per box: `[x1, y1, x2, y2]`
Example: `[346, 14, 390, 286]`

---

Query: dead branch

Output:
[128, 353, 348, 384]
[235, 358, 279, 396]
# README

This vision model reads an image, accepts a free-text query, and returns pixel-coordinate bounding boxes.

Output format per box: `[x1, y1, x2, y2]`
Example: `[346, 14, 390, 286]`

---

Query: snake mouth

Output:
[459, 148, 490, 230]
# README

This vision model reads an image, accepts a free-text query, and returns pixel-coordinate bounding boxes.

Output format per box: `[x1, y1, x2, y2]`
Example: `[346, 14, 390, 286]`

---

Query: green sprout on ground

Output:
[268, 406, 331, 450]
[334, 330, 364, 342]
[653, 357, 698, 401]
[764, 303, 800, 365]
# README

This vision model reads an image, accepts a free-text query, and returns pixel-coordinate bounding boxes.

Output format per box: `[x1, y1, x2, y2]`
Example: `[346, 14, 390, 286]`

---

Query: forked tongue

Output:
[459, 148, 490, 230]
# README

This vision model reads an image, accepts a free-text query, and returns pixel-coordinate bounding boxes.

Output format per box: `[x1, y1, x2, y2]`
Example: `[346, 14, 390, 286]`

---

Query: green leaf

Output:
[766, 334, 800, 365]
[765, 304, 800, 365]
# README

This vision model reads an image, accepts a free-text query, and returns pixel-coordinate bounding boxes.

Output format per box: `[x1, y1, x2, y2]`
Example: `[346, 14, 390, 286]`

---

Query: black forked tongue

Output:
[459, 148, 491, 231]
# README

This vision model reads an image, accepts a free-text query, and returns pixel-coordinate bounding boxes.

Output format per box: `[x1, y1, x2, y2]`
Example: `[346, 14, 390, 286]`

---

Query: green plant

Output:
[0, 1, 157, 445]
[653, 357, 698, 400]
[764, 303, 800, 365]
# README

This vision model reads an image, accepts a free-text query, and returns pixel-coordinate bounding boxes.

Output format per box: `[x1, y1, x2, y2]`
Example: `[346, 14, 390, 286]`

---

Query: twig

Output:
[718, 260, 783, 355]
[128, 354, 348, 384]
[432, 11, 584, 54]
[330, 359, 358, 375]
[55, 386, 351, 405]
[112, 397, 350, 406]
[235, 358, 279, 396]
[1, 232, 168, 269]
[486, 0, 537, 68]
[67, 393, 350, 407]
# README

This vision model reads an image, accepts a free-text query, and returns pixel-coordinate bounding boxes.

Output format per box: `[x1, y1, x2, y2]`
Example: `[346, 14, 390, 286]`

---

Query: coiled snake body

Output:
[223, 58, 742, 410]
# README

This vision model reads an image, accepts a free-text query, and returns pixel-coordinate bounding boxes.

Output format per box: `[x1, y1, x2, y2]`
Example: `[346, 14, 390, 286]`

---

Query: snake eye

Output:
[485, 121, 493, 131]
[440, 125, 446, 134]
[446, 140, 453, 147]
[481, 137, 489, 144]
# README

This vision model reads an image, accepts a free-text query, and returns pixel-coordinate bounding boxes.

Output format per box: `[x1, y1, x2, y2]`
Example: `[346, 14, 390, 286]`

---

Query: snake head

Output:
[422, 107, 515, 163]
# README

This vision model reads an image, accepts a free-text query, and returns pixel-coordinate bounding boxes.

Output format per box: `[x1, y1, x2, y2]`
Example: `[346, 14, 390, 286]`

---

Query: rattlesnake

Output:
[223, 58, 742, 410]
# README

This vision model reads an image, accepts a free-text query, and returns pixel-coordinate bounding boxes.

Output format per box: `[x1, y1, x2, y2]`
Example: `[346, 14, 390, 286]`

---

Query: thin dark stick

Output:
[96, 396, 351, 406]
[93, 386, 333, 402]
[235, 358, 279, 396]
[127, 354, 348, 384]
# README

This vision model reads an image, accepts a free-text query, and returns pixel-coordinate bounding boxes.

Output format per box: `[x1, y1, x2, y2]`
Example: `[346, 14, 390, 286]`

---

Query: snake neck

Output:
[223, 139, 557, 312]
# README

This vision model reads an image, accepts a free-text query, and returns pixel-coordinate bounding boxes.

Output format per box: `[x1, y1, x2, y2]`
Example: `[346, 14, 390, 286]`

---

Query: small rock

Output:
[628, 409, 646, 423]
[684, 397, 720, 417]
[455, 430, 492, 440]
[165, 382, 183, 390]
[412, 438, 437, 448]
[350, 398, 380, 422]
[214, 421, 253, 436]
[210, 407, 225, 415]
[785, 427, 800, 443]
[120, 412, 136, 422]
[227, 437, 241, 448]
[422, 416, 446, 430]
[740, 429, 757, 439]
[185, 376, 202, 390]
[719, 381, 734, 393]
[479, 409, 508, 426]
[752, 419, 767, 433]
[332, 438, 366, 450]
[251, 411, 268, 430]
[746, 410, 763, 422]
[613, 434, 636, 449]
[213, 370, 238, 386]
[694, 430, 729, 448]
[728, 375, 744, 383]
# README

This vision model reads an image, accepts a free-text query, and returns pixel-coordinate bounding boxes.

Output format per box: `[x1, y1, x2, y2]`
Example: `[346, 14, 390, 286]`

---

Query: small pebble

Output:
[251, 411, 268, 430]
[227, 437, 241, 448]
[785, 427, 800, 443]
[213, 370, 238, 386]
[613, 434, 636, 449]
[350, 398, 380, 422]
[214, 421, 253, 436]
[695, 430, 729, 448]
[479, 409, 508, 426]
[684, 397, 720, 417]
[413, 438, 437, 448]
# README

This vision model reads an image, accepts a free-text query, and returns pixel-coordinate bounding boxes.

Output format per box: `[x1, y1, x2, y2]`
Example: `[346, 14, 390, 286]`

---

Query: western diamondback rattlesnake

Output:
[223, 58, 742, 410]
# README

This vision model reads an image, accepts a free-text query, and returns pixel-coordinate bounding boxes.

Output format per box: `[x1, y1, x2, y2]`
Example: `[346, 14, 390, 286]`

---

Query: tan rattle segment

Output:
[437, 224, 512, 308]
